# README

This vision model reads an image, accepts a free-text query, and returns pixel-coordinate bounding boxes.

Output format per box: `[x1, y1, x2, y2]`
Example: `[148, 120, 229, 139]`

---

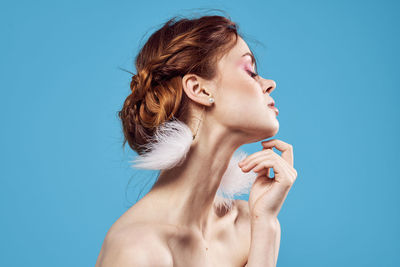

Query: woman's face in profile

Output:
[213, 36, 279, 141]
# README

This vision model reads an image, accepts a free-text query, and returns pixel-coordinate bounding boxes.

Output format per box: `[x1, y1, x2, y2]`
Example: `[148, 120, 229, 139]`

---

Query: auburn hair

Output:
[118, 14, 241, 155]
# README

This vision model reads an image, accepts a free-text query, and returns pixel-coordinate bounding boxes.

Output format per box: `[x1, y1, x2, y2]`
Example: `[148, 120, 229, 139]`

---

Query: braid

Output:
[119, 67, 186, 154]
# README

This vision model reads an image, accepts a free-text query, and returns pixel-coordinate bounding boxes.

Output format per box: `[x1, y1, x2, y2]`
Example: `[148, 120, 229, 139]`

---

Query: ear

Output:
[182, 73, 214, 107]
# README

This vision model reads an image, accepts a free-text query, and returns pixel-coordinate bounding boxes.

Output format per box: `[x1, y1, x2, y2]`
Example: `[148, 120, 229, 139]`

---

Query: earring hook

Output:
[192, 95, 214, 140]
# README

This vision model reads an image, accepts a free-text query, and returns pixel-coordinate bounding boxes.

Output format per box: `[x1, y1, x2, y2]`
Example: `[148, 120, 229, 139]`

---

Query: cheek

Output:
[227, 70, 259, 97]
[233, 79, 262, 104]
[217, 65, 265, 114]
[221, 82, 264, 116]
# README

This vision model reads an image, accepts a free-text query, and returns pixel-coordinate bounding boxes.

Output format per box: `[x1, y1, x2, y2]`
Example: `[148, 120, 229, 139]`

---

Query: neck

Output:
[144, 120, 245, 239]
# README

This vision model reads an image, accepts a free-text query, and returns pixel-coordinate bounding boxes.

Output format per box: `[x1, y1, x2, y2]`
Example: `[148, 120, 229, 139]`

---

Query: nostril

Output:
[263, 87, 272, 94]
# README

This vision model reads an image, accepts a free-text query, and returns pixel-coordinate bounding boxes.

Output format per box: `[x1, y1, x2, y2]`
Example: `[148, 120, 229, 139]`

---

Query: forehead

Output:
[219, 36, 253, 67]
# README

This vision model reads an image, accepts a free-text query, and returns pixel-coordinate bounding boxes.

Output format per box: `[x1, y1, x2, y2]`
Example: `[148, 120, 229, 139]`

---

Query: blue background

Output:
[1, 0, 399, 266]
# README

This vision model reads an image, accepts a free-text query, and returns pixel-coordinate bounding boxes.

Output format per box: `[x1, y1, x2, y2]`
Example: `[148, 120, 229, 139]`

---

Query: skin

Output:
[95, 36, 297, 267]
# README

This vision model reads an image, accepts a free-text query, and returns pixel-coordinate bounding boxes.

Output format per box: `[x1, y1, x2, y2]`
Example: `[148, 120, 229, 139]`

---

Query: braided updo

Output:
[118, 14, 240, 155]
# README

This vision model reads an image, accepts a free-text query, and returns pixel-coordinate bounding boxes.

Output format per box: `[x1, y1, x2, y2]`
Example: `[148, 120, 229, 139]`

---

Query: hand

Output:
[238, 139, 298, 219]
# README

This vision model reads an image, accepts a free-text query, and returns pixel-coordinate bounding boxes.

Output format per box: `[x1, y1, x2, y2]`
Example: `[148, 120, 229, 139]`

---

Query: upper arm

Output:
[112, 244, 170, 267]
[97, 226, 173, 267]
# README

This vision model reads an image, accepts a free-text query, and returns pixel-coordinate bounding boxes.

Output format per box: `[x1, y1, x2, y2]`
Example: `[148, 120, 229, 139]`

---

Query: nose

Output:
[261, 78, 277, 94]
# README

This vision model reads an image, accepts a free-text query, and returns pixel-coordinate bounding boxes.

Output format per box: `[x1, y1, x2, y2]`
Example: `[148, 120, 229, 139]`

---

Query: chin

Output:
[247, 123, 280, 143]
[271, 126, 279, 137]
[272, 119, 279, 131]
[261, 120, 280, 139]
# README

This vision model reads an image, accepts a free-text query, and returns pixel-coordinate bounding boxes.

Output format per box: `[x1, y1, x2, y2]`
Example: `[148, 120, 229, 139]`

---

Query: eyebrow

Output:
[242, 52, 256, 68]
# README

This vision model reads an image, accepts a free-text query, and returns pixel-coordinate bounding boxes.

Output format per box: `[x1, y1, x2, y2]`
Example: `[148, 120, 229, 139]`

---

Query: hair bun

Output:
[129, 73, 147, 104]
[130, 74, 140, 92]
[118, 14, 239, 155]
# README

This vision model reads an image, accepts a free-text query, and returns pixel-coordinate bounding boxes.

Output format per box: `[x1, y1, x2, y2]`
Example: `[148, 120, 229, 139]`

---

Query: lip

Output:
[267, 103, 279, 116]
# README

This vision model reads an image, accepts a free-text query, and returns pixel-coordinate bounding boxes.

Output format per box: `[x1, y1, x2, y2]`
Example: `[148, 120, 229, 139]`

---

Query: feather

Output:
[214, 150, 257, 211]
[130, 119, 193, 170]
[130, 118, 257, 211]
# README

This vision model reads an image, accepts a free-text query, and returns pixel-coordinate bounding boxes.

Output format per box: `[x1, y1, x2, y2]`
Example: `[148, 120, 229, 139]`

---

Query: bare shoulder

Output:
[95, 223, 173, 267]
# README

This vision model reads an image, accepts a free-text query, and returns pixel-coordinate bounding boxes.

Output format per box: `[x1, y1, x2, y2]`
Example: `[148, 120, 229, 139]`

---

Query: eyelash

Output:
[246, 70, 258, 79]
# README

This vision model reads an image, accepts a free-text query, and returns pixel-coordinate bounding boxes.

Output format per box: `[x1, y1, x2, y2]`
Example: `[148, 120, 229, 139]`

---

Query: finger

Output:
[241, 148, 285, 171]
[261, 139, 294, 167]
[276, 155, 297, 179]
[248, 156, 293, 186]
[240, 154, 274, 172]
[252, 173, 274, 188]
[242, 156, 282, 179]
[244, 148, 294, 180]
[257, 160, 292, 186]
[252, 156, 284, 174]
[238, 148, 273, 166]
[253, 166, 270, 177]
[252, 161, 270, 173]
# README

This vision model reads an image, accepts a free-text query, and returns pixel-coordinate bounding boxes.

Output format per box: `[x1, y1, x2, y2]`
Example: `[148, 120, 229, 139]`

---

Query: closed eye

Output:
[246, 69, 258, 79]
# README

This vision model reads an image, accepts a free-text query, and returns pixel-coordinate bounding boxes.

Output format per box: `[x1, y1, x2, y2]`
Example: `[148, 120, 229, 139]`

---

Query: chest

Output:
[166, 212, 251, 267]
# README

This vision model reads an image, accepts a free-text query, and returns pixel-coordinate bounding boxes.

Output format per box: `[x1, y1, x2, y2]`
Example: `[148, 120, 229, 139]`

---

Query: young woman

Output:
[95, 14, 297, 267]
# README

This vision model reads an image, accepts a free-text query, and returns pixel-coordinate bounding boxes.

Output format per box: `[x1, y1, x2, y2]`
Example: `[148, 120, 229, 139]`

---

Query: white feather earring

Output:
[130, 118, 194, 170]
[130, 96, 258, 211]
[214, 150, 258, 211]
